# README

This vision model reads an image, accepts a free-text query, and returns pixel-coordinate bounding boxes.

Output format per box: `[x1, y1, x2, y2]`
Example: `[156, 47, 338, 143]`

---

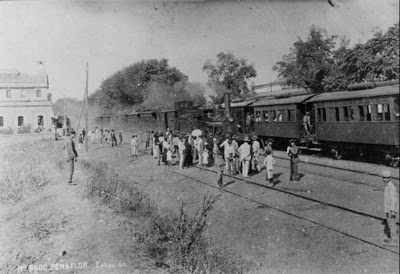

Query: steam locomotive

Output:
[96, 80, 399, 166]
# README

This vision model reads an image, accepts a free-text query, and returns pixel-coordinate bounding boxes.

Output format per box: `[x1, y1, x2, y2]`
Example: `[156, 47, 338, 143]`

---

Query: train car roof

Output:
[138, 110, 156, 114]
[252, 94, 315, 107]
[308, 84, 399, 103]
[221, 100, 256, 108]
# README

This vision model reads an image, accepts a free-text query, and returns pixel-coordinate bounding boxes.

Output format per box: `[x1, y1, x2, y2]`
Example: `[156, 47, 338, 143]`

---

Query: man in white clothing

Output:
[251, 135, 261, 172]
[238, 136, 251, 178]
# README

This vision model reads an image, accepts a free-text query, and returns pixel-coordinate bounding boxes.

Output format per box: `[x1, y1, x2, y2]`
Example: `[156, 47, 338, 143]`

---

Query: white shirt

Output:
[220, 140, 235, 158]
[238, 142, 251, 161]
[252, 141, 260, 158]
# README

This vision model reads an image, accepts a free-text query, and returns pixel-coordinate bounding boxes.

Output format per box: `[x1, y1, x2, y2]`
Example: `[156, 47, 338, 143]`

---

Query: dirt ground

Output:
[0, 138, 398, 274]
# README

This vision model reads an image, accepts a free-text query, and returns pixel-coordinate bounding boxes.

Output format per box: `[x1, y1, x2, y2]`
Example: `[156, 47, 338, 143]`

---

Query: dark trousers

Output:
[290, 161, 299, 180]
[68, 159, 75, 183]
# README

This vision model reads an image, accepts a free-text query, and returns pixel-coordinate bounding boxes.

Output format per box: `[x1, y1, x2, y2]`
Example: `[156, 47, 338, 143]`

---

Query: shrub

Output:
[18, 124, 32, 134]
[0, 126, 14, 135]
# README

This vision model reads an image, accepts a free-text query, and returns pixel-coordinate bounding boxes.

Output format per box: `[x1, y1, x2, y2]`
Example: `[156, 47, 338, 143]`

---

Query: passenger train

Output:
[96, 80, 399, 166]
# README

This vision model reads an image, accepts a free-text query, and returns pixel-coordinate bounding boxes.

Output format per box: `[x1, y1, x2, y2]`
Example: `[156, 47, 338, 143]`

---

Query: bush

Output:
[18, 124, 32, 134]
[82, 159, 251, 273]
[21, 211, 67, 241]
[0, 126, 14, 135]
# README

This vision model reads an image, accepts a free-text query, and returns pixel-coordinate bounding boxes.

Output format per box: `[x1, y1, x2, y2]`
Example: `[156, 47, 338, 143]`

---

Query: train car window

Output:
[317, 108, 327, 122]
[263, 111, 268, 122]
[237, 112, 242, 119]
[333, 107, 340, 121]
[365, 105, 372, 121]
[349, 106, 355, 121]
[255, 111, 261, 122]
[343, 107, 349, 121]
[376, 104, 384, 121]
[287, 109, 293, 121]
[358, 106, 365, 121]
[0, 116, 4, 127]
[271, 110, 277, 122]
[277, 110, 284, 121]
[384, 104, 390, 121]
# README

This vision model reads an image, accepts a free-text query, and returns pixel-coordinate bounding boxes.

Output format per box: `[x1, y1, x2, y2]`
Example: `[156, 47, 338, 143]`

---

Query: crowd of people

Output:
[130, 128, 301, 188]
[77, 126, 125, 149]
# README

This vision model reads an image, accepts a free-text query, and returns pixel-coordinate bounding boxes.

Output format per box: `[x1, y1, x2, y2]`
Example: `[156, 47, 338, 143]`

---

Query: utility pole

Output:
[85, 62, 89, 152]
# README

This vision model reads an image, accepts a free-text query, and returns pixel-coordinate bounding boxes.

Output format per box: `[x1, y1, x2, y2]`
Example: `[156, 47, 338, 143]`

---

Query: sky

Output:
[0, 0, 398, 100]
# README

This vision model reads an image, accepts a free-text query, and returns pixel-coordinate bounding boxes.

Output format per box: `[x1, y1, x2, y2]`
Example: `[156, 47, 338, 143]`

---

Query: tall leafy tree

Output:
[273, 25, 337, 93]
[274, 22, 399, 93]
[88, 59, 188, 113]
[202, 52, 257, 101]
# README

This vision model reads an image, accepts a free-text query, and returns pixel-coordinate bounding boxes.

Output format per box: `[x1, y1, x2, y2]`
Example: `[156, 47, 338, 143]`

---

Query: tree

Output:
[88, 59, 188, 113]
[273, 25, 337, 93]
[202, 52, 257, 100]
[274, 22, 399, 93]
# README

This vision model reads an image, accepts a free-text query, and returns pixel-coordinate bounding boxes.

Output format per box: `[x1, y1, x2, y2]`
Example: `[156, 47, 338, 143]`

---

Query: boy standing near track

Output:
[381, 170, 399, 246]
[264, 150, 276, 186]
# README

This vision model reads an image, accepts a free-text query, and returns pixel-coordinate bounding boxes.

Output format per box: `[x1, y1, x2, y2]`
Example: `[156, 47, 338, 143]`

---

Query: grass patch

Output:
[82, 159, 253, 273]
[0, 159, 50, 203]
[21, 211, 68, 241]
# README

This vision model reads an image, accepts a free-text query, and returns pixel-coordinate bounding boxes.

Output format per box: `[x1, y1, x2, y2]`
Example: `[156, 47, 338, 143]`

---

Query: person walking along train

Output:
[380, 170, 399, 247]
[238, 136, 251, 178]
[287, 139, 300, 181]
[64, 130, 78, 185]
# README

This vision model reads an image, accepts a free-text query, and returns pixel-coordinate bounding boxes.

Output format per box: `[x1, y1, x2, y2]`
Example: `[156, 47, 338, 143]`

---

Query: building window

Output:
[0, 116, 3, 127]
[18, 116, 24, 126]
[237, 111, 242, 119]
[317, 108, 326, 122]
[38, 115, 44, 126]
[6, 90, 11, 98]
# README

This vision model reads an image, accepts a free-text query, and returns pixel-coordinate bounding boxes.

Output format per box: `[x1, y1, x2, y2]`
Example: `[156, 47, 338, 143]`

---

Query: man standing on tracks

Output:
[238, 136, 252, 178]
[381, 170, 399, 246]
[287, 139, 300, 181]
[251, 135, 261, 173]
[232, 135, 240, 175]
[64, 130, 78, 185]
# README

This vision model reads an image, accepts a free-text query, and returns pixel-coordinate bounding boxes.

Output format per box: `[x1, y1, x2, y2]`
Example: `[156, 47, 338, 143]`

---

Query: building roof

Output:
[307, 84, 399, 103]
[0, 70, 48, 88]
[221, 100, 255, 108]
[252, 94, 315, 107]
[0, 100, 52, 107]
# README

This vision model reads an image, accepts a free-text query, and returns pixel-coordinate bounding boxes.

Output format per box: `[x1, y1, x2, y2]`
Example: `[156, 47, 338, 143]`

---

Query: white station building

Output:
[0, 69, 53, 134]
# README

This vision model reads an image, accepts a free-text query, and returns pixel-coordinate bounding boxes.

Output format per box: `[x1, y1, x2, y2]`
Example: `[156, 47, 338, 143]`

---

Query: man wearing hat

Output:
[131, 134, 139, 159]
[238, 136, 252, 178]
[287, 139, 300, 181]
[64, 130, 78, 185]
[381, 170, 399, 246]
[251, 135, 261, 173]
[220, 135, 235, 174]
[232, 135, 240, 174]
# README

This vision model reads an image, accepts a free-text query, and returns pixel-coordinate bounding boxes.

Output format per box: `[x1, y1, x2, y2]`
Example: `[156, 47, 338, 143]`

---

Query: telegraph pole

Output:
[85, 63, 89, 152]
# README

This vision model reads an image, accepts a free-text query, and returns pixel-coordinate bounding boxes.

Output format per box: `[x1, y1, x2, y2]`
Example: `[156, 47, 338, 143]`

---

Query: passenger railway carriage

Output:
[307, 83, 399, 162]
[95, 81, 399, 165]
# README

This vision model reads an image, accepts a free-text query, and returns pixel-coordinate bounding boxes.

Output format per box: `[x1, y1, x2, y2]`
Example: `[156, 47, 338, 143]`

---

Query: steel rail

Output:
[172, 170, 399, 255]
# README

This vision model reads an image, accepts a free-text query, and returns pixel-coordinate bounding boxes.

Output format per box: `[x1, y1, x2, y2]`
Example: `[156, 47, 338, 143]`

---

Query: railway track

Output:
[272, 153, 400, 181]
[172, 167, 399, 255]
[82, 143, 399, 255]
